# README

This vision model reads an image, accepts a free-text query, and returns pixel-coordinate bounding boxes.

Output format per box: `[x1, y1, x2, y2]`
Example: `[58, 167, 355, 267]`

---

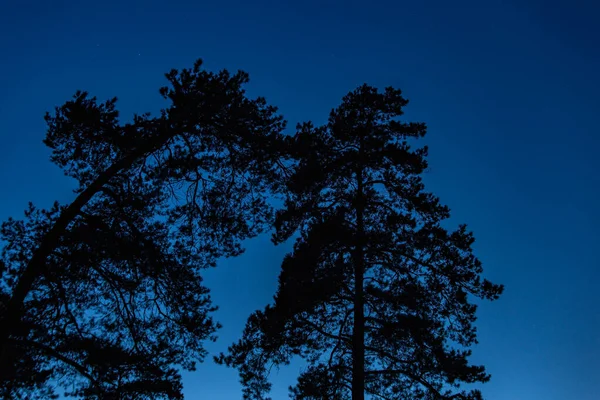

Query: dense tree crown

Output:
[0, 60, 286, 399]
[219, 85, 503, 400]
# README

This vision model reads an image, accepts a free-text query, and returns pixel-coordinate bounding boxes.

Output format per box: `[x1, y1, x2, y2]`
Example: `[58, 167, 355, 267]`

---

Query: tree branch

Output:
[9, 338, 100, 387]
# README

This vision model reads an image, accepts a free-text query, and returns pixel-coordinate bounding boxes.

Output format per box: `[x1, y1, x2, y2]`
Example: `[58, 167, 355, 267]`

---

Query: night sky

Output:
[1, 0, 599, 399]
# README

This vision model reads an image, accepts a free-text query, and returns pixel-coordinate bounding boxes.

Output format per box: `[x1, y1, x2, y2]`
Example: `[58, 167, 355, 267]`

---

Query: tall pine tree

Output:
[219, 85, 503, 400]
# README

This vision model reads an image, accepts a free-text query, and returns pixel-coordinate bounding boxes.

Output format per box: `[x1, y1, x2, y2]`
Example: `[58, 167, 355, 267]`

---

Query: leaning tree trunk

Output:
[0, 139, 164, 372]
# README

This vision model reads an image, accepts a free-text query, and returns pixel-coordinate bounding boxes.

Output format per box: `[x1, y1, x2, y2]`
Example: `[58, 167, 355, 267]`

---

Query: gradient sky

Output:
[1, 0, 599, 399]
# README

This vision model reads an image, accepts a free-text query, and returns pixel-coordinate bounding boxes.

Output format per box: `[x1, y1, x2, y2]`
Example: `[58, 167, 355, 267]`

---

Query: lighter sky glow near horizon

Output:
[1, 0, 599, 399]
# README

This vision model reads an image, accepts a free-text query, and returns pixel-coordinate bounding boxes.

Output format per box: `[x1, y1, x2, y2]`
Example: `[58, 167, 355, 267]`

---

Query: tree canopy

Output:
[0, 60, 287, 399]
[218, 85, 503, 400]
[0, 64, 503, 400]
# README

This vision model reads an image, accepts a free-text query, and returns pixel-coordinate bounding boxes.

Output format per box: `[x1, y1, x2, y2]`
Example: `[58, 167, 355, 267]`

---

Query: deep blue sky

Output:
[1, 0, 599, 399]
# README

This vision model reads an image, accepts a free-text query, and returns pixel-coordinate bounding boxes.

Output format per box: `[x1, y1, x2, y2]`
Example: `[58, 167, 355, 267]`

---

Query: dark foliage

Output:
[0, 60, 286, 399]
[218, 85, 503, 400]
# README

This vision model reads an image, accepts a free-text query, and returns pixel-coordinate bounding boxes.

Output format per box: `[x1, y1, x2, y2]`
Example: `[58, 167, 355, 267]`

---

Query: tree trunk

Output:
[352, 148, 365, 400]
[0, 140, 163, 372]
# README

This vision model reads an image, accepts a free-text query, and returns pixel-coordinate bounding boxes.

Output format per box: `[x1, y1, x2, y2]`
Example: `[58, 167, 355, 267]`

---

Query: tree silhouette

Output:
[218, 85, 504, 400]
[0, 60, 286, 399]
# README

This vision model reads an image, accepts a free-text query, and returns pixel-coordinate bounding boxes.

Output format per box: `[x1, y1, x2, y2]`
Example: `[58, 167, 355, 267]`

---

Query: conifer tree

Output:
[0, 60, 286, 399]
[219, 85, 503, 400]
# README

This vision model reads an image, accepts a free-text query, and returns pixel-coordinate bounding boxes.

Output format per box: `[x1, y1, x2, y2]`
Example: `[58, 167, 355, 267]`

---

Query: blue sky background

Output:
[1, 0, 599, 399]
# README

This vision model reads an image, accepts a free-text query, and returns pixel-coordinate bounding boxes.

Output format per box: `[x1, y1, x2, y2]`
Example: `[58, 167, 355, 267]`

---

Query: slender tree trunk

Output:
[352, 145, 365, 400]
[0, 137, 166, 373]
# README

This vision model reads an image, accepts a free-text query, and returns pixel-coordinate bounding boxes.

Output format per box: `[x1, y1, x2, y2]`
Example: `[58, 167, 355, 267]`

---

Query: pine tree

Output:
[219, 85, 503, 400]
[0, 60, 286, 399]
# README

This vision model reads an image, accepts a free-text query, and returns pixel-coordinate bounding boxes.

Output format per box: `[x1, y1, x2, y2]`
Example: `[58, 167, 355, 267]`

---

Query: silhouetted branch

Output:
[9, 338, 99, 387]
